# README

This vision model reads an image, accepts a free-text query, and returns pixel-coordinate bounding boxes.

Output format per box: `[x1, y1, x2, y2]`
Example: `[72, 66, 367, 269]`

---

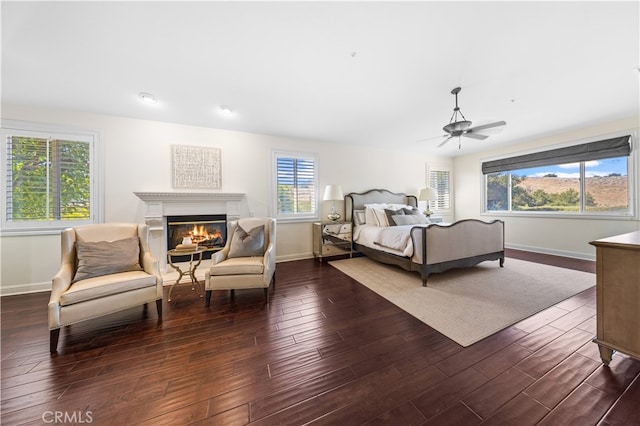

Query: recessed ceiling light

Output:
[219, 105, 235, 116]
[138, 92, 158, 104]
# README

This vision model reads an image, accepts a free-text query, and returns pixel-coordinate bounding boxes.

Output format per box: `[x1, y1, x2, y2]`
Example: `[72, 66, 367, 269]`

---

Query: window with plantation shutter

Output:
[427, 164, 453, 213]
[272, 151, 318, 221]
[1, 121, 102, 234]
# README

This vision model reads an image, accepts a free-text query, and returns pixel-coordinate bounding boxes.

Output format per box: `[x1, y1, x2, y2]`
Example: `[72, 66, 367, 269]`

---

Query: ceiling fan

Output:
[427, 87, 506, 149]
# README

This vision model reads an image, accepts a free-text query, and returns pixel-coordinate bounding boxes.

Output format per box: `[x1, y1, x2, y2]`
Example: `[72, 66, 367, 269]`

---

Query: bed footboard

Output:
[411, 219, 505, 286]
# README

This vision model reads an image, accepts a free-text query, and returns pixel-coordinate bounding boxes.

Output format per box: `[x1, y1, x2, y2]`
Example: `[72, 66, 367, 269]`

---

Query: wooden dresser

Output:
[589, 231, 640, 365]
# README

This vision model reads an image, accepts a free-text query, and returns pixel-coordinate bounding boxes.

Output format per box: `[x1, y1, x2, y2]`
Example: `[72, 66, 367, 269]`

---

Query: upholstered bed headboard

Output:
[345, 189, 418, 223]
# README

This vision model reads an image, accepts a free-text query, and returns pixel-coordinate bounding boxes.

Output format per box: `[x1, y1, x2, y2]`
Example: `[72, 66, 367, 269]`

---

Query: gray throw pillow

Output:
[73, 236, 143, 282]
[392, 215, 431, 226]
[384, 208, 404, 226]
[402, 207, 420, 215]
[228, 224, 265, 258]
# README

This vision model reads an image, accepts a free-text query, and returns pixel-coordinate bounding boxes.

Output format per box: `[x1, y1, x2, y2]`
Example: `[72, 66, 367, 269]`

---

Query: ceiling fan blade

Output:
[468, 121, 506, 132]
[437, 136, 454, 148]
[463, 133, 488, 140]
[416, 134, 448, 143]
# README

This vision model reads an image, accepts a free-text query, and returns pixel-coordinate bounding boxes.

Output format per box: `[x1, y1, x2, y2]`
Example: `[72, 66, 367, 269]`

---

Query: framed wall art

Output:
[172, 145, 222, 189]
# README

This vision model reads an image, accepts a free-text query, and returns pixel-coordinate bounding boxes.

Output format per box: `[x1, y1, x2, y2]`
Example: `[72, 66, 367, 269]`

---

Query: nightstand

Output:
[313, 222, 352, 261]
[428, 216, 443, 223]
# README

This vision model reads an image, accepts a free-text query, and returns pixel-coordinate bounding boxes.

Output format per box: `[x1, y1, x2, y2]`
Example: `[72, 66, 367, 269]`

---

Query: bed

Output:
[345, 189, 505, 286]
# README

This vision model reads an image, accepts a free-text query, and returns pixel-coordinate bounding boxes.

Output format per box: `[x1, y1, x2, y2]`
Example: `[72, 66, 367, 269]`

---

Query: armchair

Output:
[49, 223, 163, 352]
[204, 217, 276, 305]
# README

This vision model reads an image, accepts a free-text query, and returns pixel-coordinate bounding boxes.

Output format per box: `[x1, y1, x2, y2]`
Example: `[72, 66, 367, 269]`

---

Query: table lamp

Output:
[323, 184, 344, 221]
[419, 187, 438, 217]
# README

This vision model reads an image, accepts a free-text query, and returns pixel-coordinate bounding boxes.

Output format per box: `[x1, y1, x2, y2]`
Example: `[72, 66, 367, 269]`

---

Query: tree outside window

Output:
[8, 136, 90, 221]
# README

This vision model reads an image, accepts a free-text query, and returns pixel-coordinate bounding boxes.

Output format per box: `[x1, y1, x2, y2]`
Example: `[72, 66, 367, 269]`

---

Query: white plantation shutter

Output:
[427, 164, 452, 212]
[273, 151, 318, 221]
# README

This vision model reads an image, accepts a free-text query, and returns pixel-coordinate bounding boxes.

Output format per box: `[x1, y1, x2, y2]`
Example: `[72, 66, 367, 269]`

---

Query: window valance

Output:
[481, 135, 631, 175]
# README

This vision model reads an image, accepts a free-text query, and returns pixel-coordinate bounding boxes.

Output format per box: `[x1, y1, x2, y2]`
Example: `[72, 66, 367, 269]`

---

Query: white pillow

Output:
[387, 203, 414, 210]
[364, 207, 379, 226]
[373, 208, 390, 227]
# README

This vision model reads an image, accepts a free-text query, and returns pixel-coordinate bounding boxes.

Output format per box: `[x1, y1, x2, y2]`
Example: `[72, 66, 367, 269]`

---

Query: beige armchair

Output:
[49, 223, 163, 353]
[204, 217, 276, 306]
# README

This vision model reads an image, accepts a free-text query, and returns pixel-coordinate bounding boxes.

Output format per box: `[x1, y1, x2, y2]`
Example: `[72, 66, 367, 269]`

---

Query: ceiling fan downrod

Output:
[444, 87, 472, 134]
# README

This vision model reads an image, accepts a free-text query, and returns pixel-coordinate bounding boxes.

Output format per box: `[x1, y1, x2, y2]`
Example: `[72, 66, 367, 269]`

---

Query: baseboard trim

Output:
[276, 253, 315, 263]
[1, 281, 51, 296]
[505, 243, 595, 261]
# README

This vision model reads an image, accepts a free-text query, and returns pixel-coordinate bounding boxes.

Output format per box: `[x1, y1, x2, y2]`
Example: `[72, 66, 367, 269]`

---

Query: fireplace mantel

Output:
[134, 191, 247, 276]
[134, 192, 246, 203]
[134, 192, 246, 229]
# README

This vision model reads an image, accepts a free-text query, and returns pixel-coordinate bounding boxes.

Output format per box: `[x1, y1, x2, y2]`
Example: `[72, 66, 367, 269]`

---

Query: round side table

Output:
[166, 248, 206, 302]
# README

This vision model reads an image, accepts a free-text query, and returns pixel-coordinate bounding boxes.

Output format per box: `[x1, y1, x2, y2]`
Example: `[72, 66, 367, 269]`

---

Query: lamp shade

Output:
[419, 187, 438, 201]
[323, 185, 344, 201]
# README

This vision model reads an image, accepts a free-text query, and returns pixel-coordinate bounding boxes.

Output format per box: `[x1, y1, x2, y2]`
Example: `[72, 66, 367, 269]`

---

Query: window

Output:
[483, 135, 632, 216]
[1, 121, 102, 234]
[427, 163, 452, 213]
[271, 150, 318, 221]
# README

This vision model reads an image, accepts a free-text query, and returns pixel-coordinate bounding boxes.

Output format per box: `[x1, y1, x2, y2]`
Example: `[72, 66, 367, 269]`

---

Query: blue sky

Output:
[518, 157, 627, 178]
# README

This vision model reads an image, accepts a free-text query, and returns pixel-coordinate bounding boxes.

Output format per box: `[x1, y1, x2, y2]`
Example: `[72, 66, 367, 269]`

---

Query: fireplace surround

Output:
[134, 192, 247, 278]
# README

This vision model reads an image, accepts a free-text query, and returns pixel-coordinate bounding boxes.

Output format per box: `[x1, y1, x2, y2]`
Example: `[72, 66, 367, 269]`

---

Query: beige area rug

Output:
[329, 256, 595, 347]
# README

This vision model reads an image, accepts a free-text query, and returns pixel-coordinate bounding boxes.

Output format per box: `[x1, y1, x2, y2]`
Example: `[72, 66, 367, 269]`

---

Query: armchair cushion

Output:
[228, 224, 265, 258]
[61, 271, 156, 306]
[209, 257, 265, 276]
[73, 236, 143, 282]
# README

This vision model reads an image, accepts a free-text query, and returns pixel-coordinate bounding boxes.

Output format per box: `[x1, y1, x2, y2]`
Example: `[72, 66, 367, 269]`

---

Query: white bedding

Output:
[354, 224, 428, 257]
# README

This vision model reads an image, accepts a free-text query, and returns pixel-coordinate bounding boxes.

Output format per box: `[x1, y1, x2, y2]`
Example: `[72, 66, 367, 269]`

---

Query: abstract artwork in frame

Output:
[172, 145, 222, 189]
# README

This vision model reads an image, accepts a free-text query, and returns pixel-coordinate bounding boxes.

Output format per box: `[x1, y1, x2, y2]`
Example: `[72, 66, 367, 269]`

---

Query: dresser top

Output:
[590, 231, 640, 249]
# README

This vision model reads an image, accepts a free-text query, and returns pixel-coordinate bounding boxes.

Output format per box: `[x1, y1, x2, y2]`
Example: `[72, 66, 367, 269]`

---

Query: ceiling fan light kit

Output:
[443, 120, 472, 134]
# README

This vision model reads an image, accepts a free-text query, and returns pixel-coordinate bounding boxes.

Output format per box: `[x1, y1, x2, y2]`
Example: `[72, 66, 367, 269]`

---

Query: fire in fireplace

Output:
[166, 214, 227, 260]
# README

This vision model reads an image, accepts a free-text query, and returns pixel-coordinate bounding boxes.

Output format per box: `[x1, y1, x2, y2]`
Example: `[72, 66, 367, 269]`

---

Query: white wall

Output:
[454, 117, 640, 260]
[0, 104, 449, 295]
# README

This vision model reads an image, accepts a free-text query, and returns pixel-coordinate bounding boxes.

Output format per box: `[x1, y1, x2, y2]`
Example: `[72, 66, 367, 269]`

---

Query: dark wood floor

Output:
[2, 250, 639, 425]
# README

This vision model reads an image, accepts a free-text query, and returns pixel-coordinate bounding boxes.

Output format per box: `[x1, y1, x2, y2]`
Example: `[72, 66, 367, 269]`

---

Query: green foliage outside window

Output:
[487, 172, 620, 213]
[8, 136, 90, 221]
[486, 172, 509, 211]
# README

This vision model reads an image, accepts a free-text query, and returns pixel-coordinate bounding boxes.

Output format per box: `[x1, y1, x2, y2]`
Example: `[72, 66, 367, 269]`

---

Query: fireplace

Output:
[166, 214, 227, 261]
[134, 191, 247, 279]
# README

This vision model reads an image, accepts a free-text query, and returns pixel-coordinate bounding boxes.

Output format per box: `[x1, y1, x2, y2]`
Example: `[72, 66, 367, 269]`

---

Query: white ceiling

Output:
[2, 1, 639, 156]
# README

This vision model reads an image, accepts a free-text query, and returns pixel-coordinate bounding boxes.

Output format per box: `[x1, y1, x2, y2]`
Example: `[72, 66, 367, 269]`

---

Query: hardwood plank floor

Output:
[2, 250, 639, 425]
